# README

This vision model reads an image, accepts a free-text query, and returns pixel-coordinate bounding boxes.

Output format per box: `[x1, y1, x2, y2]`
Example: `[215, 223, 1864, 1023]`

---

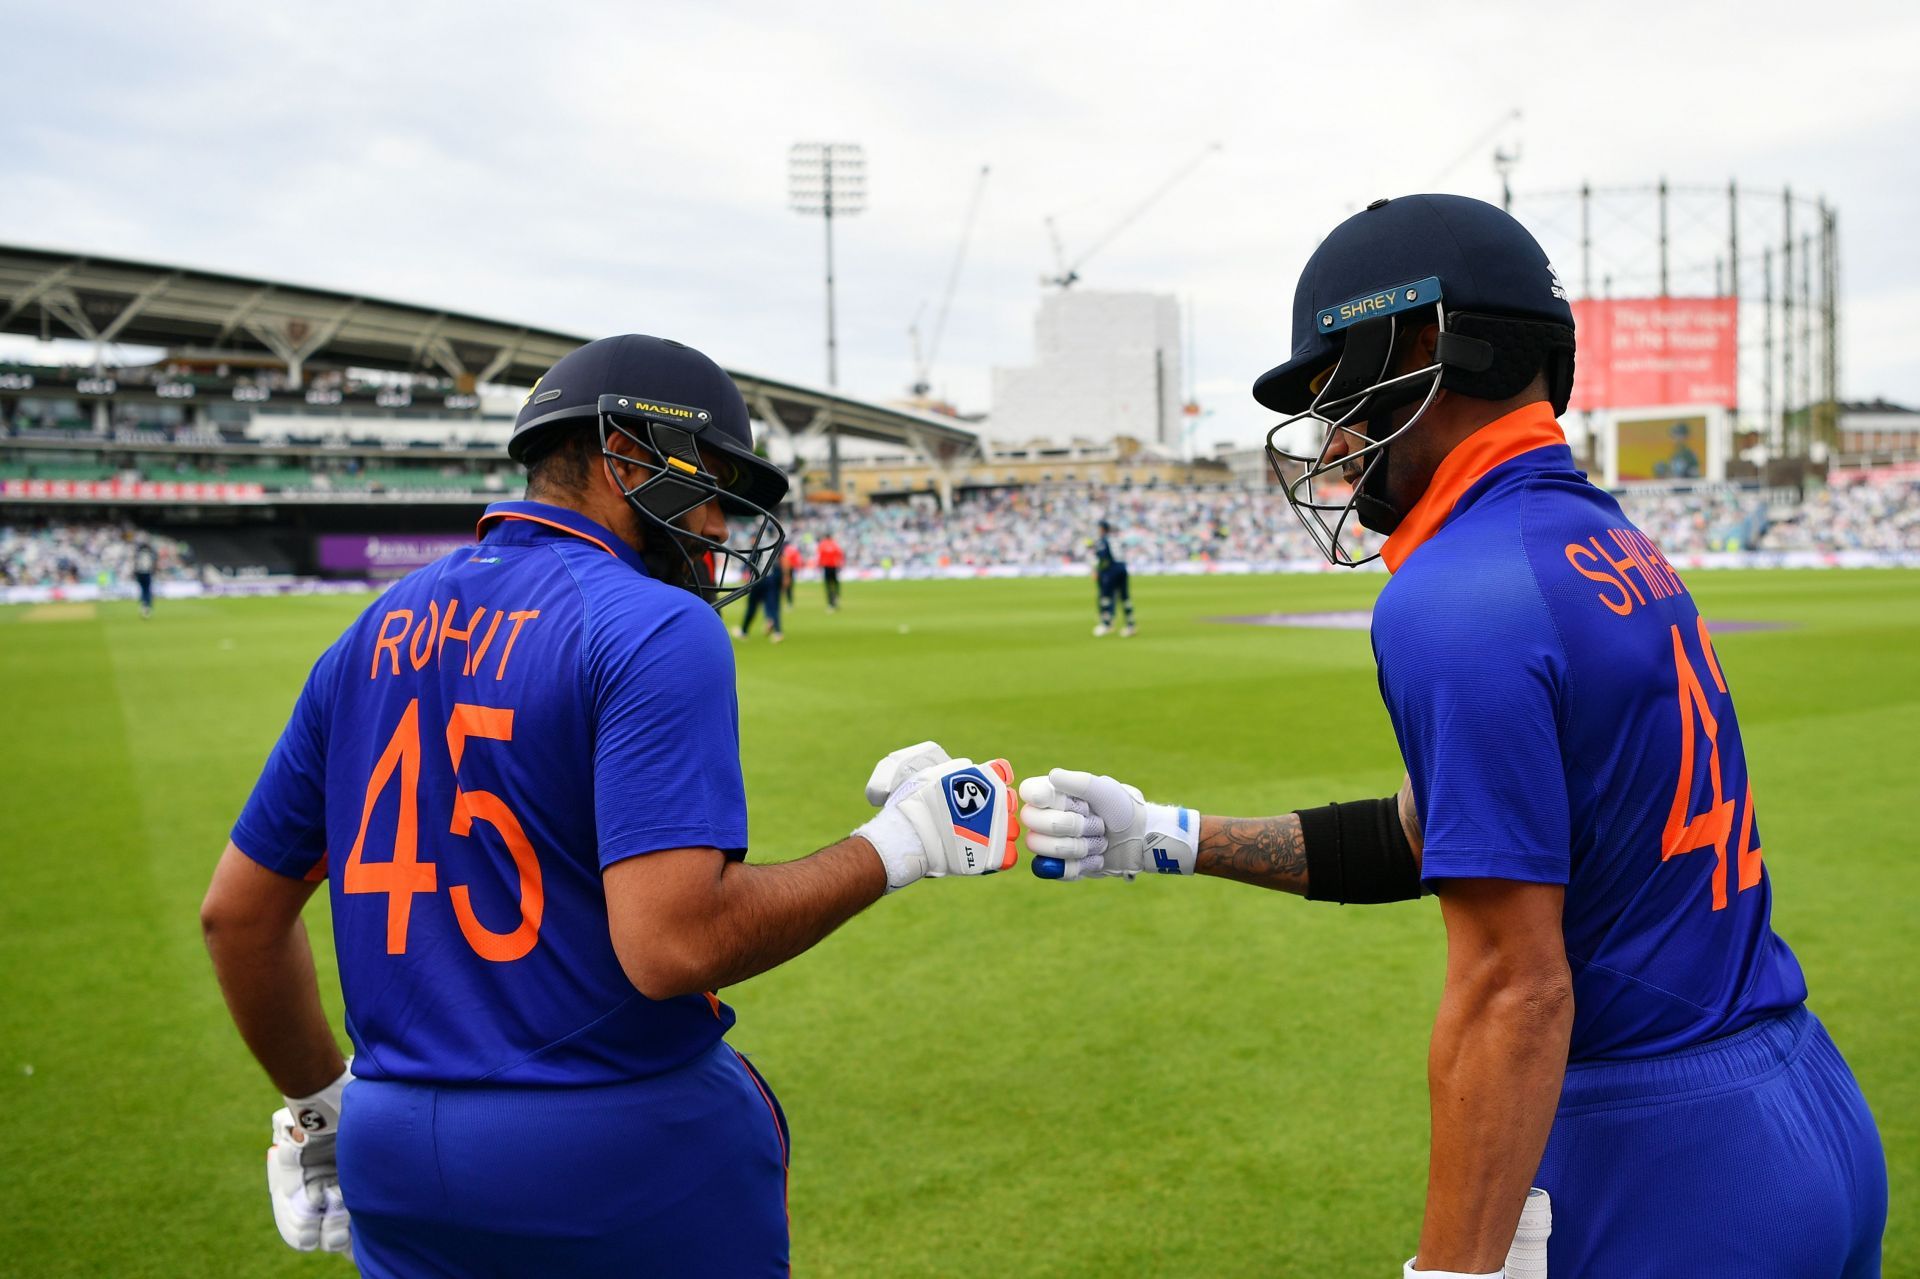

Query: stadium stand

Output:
[783, 486, 1380, 569]
[4, 248, 1914, 595]
[774, 478, 1920, 572]
[1613, 487, 1776, 553]
[0, 521, 194, 586]
[8, 477, 1919, 592]
[177, 527, 306, 576]
[1761, 475, 1920, 552]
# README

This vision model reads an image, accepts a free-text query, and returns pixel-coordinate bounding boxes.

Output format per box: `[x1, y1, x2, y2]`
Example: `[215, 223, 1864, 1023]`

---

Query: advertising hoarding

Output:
[1615, 412, 1710, 482]
[316, 533, 474, 578]
[0, 480, 267, 501]
[1569, 297, 1737, 411]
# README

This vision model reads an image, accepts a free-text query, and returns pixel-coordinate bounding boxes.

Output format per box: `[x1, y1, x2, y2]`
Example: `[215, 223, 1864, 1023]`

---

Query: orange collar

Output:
[1379, 401, 1565, 573]
[478, 510, 617, 558]
[475, 500, 651, 575]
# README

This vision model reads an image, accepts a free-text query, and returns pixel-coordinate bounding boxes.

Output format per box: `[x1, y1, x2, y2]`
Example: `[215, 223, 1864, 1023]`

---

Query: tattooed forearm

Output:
[1397, 773, 1424, 858]
[1193, 777, 1421, 897]
[1196, 814, 1310, 895]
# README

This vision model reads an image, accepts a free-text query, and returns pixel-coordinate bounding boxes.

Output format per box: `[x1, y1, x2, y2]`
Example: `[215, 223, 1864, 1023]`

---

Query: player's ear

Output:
[1411, 321, 1441, 370]
[601, 431, 646, 493]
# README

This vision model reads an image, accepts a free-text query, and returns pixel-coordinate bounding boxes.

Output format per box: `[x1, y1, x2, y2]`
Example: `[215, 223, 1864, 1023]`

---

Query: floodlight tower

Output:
[1493, 143, 1522, 212]
[790, 142, 865, 496]
[789, 142, 867, 390]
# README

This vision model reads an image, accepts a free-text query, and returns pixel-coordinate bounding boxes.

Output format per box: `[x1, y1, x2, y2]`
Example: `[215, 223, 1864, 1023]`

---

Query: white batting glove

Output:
[1020, 768, 1198, 880]
[856, 757, 1020, 890]
[864, 740, 951, 806]
[267, 1064, 353, 1254]
[1403, 1187, 1551, 1279]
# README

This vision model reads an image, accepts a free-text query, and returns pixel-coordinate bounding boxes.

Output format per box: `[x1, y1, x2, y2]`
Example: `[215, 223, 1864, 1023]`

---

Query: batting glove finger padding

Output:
[1023, 830, 1106, 859]
[1040, 768, 1146, 829]
[1019, 801, 1105, 840]
[266, 1064, 354, 1253]
[856, 757, 1020, 890]
[864, 740, 952, 807]
[1023, 767, 1197, 881]
[1035, 849, 1111, 880]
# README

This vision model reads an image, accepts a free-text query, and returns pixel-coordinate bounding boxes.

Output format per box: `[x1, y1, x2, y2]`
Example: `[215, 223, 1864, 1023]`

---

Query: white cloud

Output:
[3, 0, 1915, 444]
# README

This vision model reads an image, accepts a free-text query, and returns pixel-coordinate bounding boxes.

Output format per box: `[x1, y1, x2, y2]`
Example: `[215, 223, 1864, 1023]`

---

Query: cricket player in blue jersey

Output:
[200, 334, 1019, 1276]
[1091, 519, 1134, 637]
[1020, 196, 1885, 1277]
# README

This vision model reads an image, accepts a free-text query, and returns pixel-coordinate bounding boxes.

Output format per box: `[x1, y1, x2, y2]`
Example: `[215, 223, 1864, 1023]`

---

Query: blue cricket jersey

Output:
[1371, 402, 1807, 1061]
[232, 500, 749, 1085]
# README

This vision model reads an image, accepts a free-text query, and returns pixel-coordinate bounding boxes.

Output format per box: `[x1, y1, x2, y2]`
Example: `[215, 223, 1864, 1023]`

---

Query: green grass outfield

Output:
[1, 570, 1915, 1276]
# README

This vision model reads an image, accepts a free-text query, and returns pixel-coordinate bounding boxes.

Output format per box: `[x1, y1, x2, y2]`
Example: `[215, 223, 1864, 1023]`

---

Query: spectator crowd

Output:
[780, 486, 1384, 571]
[6, 477, 1918, 590]
[781, 478, 1920, 571]
[1756, 478, 1920, 553]
[0, 522, 194, 587]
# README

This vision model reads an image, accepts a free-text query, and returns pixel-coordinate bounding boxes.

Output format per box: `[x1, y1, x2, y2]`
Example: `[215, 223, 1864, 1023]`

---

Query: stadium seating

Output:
[779, 480, 1920, 571]
[6, 479, 1916, 590]
[0, 522, 194, 586]
[26, 462, 119, 482]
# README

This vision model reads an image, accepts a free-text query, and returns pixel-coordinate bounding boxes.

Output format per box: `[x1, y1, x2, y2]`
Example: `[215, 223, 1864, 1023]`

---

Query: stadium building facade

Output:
[989, 290, 1182, 449]
[4, 244, 1916, 600]
[0, 244, 984, 586]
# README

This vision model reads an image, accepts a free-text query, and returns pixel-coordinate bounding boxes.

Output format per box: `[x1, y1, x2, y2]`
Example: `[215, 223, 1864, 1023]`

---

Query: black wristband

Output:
[1297, 797, 1422, 904]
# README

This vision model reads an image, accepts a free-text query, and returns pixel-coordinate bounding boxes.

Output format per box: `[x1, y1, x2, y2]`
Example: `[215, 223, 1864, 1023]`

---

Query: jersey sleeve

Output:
[586, 595, 749, 866]
[1373, 565, 1572, 887]
[230, 639, 342, 879]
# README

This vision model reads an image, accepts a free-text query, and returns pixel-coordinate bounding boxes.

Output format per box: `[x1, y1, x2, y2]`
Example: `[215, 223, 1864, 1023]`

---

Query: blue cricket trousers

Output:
[339, 1042, 790, 1277]
[1536, 1006, 1885, 1277]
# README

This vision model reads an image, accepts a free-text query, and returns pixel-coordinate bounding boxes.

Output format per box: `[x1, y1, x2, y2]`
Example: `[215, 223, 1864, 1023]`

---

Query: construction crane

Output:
[1043, 142, 1222, 289]
[908, 164, 992, 399]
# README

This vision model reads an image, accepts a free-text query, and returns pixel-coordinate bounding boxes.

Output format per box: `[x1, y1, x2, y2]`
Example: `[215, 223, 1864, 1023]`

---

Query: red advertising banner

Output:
[1569, 297, 1738, 411]
[0, 480, 267, 501]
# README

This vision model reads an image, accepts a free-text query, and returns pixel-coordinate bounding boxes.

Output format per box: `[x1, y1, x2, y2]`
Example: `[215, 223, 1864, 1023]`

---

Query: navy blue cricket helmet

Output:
[510, 334, 788, 607]
[1254, 194, 1577, 565]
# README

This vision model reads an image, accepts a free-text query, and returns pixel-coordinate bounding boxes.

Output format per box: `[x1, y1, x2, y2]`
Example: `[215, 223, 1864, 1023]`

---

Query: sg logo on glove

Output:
[942, 763, 1015, 872]
[856, 749, 1019, 889]
[949, 776, 991, 816]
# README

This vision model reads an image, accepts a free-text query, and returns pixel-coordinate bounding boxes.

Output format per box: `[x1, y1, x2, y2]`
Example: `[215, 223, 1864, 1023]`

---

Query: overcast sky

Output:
[4, 0, 1916, 449]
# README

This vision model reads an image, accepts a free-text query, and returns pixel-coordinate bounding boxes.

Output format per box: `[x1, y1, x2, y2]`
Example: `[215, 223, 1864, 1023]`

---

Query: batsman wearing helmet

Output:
[200, 334, 1017, 1276]
[1020, 196, 1884, 1276]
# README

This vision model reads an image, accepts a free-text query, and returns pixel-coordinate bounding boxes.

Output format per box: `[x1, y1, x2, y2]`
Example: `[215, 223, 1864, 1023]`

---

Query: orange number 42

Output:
[342, 698, 545, 960]
[1662, 615, 1763, 911]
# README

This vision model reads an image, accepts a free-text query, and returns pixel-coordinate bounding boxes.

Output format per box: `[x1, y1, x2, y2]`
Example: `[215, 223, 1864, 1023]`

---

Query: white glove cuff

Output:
[1402, 1262, 1504, 1278]
[855, 806, 925, 893]
[282, 1062, 353, 1139]
[1141, 805, 1201, 875]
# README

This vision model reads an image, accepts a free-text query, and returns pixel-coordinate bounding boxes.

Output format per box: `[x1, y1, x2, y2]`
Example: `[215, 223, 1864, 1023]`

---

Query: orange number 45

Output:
[1663, 615, 1763, 911]
[342, 698, 545, 960]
